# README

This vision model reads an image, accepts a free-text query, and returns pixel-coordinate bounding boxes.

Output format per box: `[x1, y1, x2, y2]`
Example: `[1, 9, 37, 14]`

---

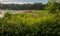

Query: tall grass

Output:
[0, 10, 60, 36]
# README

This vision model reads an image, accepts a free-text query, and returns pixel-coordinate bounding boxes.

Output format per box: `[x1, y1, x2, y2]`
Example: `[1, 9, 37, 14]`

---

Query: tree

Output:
[46, 0, 59, 13]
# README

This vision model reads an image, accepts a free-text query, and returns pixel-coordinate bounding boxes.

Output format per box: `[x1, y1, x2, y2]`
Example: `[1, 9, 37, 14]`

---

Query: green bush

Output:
[46, 0, 59, 14]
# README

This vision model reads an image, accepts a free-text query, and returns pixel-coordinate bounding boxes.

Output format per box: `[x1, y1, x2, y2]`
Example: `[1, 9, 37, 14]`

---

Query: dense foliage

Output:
[0, 0, 60, 36]
[46, 0, 60, 13]
[0, 10, 60, 36]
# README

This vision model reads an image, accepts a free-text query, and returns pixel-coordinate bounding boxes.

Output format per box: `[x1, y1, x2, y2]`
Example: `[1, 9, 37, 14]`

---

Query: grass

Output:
[0, 10, 60, 36]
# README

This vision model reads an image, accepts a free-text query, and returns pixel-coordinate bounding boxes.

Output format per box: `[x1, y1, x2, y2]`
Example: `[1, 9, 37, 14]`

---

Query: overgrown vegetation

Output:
[0, 10, 60, 36]
[0, 0, 60, 36]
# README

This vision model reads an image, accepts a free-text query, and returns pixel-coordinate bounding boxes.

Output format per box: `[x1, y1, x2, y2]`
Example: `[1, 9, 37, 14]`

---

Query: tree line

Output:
[0, 3, 46, 10]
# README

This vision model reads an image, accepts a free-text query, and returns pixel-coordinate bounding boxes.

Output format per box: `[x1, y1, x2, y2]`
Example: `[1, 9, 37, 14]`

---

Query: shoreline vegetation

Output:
[0, 0, 60, 36]
[0, 10, 60, 36]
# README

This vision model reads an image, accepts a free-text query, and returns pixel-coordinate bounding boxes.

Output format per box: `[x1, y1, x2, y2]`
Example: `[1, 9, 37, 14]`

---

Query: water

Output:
[0, 10, 32, 17]
[0, 10, 32, 13]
